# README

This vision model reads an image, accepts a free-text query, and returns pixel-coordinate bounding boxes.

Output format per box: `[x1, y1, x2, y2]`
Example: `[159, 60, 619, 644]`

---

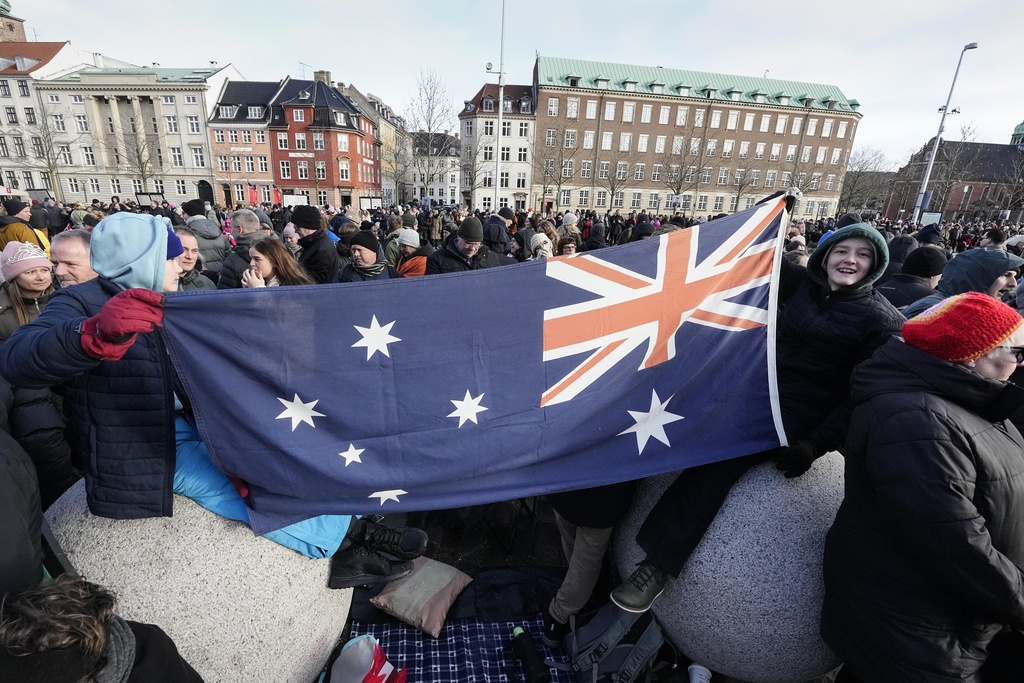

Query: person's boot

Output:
[327, 544, 413, 589]
[362, 518, 428, 560]
[610, 560, 668, 613]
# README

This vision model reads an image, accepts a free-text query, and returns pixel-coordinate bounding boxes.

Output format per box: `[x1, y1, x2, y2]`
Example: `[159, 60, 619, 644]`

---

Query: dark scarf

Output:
[353, 260, 386, 278]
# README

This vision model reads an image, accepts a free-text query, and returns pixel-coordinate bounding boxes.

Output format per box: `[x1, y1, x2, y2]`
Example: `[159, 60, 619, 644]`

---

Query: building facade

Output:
[267, 74, 381, 209]
[409, 131, 460, 208]
[33, 64, 241, 206]
[458, 84, 535, 211]
[0, 1, 26, 43]
[883, 138, 1024, 223]
[531, 56, 861, 220]
[208, 80, 280, 207]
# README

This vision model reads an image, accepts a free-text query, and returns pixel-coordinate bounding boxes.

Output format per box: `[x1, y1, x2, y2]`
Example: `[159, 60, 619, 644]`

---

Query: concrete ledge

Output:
[46, 480, 351, 683]
[613, 455, 844, 683]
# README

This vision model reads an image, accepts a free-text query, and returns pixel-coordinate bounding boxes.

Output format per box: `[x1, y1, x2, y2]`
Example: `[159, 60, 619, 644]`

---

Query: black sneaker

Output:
[610, 560, 668, 613]
[541, 612, 567, 649]
[327, 544, 413, 589]
[363, 519, 428, 560]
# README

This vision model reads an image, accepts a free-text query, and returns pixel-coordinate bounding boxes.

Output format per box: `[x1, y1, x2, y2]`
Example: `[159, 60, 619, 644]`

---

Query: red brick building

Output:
[268, 73, 381, 209]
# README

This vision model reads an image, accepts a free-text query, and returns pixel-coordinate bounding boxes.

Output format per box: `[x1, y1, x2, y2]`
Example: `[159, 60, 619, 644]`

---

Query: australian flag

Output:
[162, 198, 788, 533]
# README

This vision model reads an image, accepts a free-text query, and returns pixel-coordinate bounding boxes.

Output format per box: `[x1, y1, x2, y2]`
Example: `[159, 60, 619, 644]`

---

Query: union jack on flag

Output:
[163, 198, 789, 532]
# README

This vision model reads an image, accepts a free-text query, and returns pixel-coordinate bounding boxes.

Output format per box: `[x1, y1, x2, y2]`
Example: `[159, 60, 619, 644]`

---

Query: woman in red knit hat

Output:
[822, 292, 1024, 682]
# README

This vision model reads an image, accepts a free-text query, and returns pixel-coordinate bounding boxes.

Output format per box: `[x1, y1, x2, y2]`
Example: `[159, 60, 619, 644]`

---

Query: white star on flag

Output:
[339, 444, 364, 467]
[352, 315, 401, 360]
[618, 389, 684, 455]
[448, 390, 488, 427]
[370, 489, 407, 505]
[275, 393, 325, 431]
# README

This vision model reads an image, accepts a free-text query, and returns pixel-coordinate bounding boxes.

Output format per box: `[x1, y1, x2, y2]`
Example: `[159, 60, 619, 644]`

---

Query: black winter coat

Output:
[216, 232, 269, 289]
[297, 230, 340, 284]
[822, 338, 1024, 682]
[424, 239, 502, 274]
[482, 214, 510, 255]
[0, 278, 179, 520]
[0, 429, 41, 598]
[876, 273, 938, 309]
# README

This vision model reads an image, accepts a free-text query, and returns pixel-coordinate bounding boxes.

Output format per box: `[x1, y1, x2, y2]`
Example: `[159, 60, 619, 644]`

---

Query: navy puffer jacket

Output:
[0, 278, 177, 519]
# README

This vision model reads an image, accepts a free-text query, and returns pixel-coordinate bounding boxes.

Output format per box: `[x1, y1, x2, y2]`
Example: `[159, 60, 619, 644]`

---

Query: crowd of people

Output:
[1, 191, 1023, 682]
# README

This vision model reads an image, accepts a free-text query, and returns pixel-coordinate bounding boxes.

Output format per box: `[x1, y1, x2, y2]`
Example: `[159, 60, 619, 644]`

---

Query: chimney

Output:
[313, 70, 331, 84]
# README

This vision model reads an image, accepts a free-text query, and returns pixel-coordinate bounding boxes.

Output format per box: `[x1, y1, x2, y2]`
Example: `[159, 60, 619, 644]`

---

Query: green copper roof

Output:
[537, 56, 859, 113]
[1015, 120, 1024, 136]
[53, 67, 224, 83]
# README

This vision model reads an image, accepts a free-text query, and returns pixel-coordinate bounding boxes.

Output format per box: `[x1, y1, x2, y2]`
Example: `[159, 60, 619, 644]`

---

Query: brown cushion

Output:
[370, 557, 472, 638]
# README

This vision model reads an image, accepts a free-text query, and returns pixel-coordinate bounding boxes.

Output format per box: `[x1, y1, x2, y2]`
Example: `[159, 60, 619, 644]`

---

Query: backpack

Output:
[549, 602, 670, 683]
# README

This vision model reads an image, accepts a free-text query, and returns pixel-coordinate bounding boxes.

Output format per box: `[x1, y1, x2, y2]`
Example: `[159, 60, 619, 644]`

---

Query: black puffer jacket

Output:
[297, 229, 340, 284]
[424, 238, 502, 274]
[775, 224, 905, 453]
[217, 231, 271, 289]
[0, 426, 41, 598]
[822, 338, 1024, 682]
[0, 278, 178, 520]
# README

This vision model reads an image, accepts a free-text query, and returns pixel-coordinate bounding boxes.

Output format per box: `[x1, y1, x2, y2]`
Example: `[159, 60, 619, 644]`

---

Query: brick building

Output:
[0, 1, 26, 43]
[208, 80, 279, 207]
[531, 56, 861, 220]
[267, 73, 381, 209]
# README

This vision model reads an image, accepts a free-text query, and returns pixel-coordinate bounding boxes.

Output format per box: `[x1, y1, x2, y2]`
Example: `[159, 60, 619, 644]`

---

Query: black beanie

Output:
[181, 199, 205, 217]
[902, 246, 948, 278]
[835, 212, 862, 230]
[3, 199, 28, 216]
[291, 205, 322, 230]
[458, 216, 483, 242]
[349, 230, 380, 254]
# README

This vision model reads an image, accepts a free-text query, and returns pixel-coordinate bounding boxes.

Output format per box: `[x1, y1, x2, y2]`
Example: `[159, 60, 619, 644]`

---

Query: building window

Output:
[279, 160, 292, 179]
[616, 162, 628, 180]
[807, 119, 818, 136]
[40, 172, 52, 190]
[187, 115, 201, 133]
[516, 171, 527, 188]
[225, 129, 236, 144]
[596, 190, 607, 207]
[295, 133, 307, 150]
[580, 160, 592, 179]
[191, 146, 205, 167]
[809, 174, 821, 190]
[293, 110, 305, 122]
[244, 156, 255, 173]
[619, 133, 631, 152]
[12, 137, 24, 157]
[67, 177, 79, 193]
[601, 132, 613, 151]
[822, 119, 834, 137]
[837, 121, 848, 138]
[70, 95, 84, 103]
[339, 161, 350, 180]
[750, 170, 761, 187]
[214, 129, 225, 143]
[52, 114, 65, 132]
[775, 115, 788, 135]
[630, 192, 642, 208]
[547, 97, 558, 116]
[277, 133, 288, 150]
[562, 160, 574, 178]
[622, 102, 635, 123]
[722, 140, 733, 158]
[501, 146, 510, 161]
[564, 130, 576, 148]
[164, 115, 178, 133]
[792, 117, 803, 136]
[586, 100, 597, 119]
[648, 193, 660, 209]
[651, 164, 662, 181]
[604, 101, 615, 121]
[706, 139, 717, 157]
[653, 135, 666, 154]
[694, 109, 705, 127]
[31, 137, 43, 157]
[637, 134, 649, 153]
[769, 143, 781, 162]
[709, 110, 722, 128]
[297, 161, 309, 179]
[82, 146, 96, 166]
[0, 80, 9, 97]
[567, 98, 579, 118]
[482, 97, 494, 113]
[518, 121, 530, 137]
[481, 195, 492, 210]
[230, 156, 241, 172]
[502, 120, 511, 136]
[482, 171, 494, 188]
[598, 161, 610, 179]
[169, 147, 183, 167]
[717, 168, 729, 185]
[765, 170, 776, 188]
[700, 167, 712, 184]
[613, 191, 625, 208]
[162, 95, 176, 105]
[483, 145, 494, 161]
[825, 174, 836, 191]
[520, 99, 531, 114]
[55, 144, 71, 164]
[781, 171, 792, 187]
[255, 130, 266, 144]
[634, 163, 645, 181]
[313, 132, 324, 150]
[831, 148, 842, 165]
[256, 156, 268, 173]
[3, 106, 15, 124]
[671, 136, 683, 155]
[518, 146, 528, 162]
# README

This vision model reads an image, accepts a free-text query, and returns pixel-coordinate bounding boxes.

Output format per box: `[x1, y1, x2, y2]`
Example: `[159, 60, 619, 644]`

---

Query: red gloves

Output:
[80, 289, 166, 360]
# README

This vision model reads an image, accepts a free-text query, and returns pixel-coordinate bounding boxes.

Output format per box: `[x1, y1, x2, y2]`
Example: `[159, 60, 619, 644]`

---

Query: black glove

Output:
[774, 440, 818, 478]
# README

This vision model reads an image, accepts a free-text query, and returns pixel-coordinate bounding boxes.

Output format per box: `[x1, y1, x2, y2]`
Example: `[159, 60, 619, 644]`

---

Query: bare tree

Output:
[837, 146, 895, 214]
[595, 149, 647, 213]
[404, 69, 459, 193]
[380, 131, 412, 206]
[657, 99, 715, 218]
[929, 124, 981, 216]
[994, 149, 1024, 223]
[22, 101, 88, 202]
[533, 118, 584, 210]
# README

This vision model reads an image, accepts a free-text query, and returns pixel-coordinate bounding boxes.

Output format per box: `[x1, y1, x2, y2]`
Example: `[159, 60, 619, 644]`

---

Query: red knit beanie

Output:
[903, 292, 1024, 362]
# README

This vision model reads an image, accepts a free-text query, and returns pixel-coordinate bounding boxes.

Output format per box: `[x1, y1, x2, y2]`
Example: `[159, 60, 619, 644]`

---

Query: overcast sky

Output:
[25, 0, 1022, 169]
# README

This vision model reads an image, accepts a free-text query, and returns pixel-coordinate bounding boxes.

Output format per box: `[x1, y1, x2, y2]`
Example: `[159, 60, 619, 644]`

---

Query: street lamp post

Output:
[911, 42, 978, 226]
[483, 0, 507, 213]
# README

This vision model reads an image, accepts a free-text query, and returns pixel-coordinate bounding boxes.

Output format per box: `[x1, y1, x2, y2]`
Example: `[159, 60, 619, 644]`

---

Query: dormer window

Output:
[727, 88, 741, 101]
[334, 112, 346, 125]
[652, 82, 664, 94]
[464, 101, 475, 113]
[503, 97, 512, 113]
[703, 87, 717, 99]
[298, 90, 310, 101]
[624, 79, 637, 92]
[519, 98, 531, 114]
[823, 97, 838, 110]
[677, 85, 690, 96]
[218, 105, 238, 119]
[779, 94, 790, 106]
[482, 96, 494, 112]
[754, 91, 766, 104]
[596, 77, 609, 90]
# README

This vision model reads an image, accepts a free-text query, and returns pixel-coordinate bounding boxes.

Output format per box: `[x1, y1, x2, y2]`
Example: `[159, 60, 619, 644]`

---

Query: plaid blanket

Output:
[349, 614, 573, 683]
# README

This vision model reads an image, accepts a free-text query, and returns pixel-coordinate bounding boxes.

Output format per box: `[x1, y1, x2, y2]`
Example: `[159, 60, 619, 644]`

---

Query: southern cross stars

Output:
[352, 315, 401, 360]
[448, 390, 488, 427]
[370, 489, 407, 505]
[618, 389, 684, 455]
[275, 393, 325, 431]
[339, 444, 364, 466]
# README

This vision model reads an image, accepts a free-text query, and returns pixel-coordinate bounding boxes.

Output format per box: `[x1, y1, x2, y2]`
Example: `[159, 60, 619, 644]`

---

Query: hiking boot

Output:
[327, 544, 413, 589]
[610, 560, 668, 613]
[541, 612, 567, 649]
[363, 518, 428, 560]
